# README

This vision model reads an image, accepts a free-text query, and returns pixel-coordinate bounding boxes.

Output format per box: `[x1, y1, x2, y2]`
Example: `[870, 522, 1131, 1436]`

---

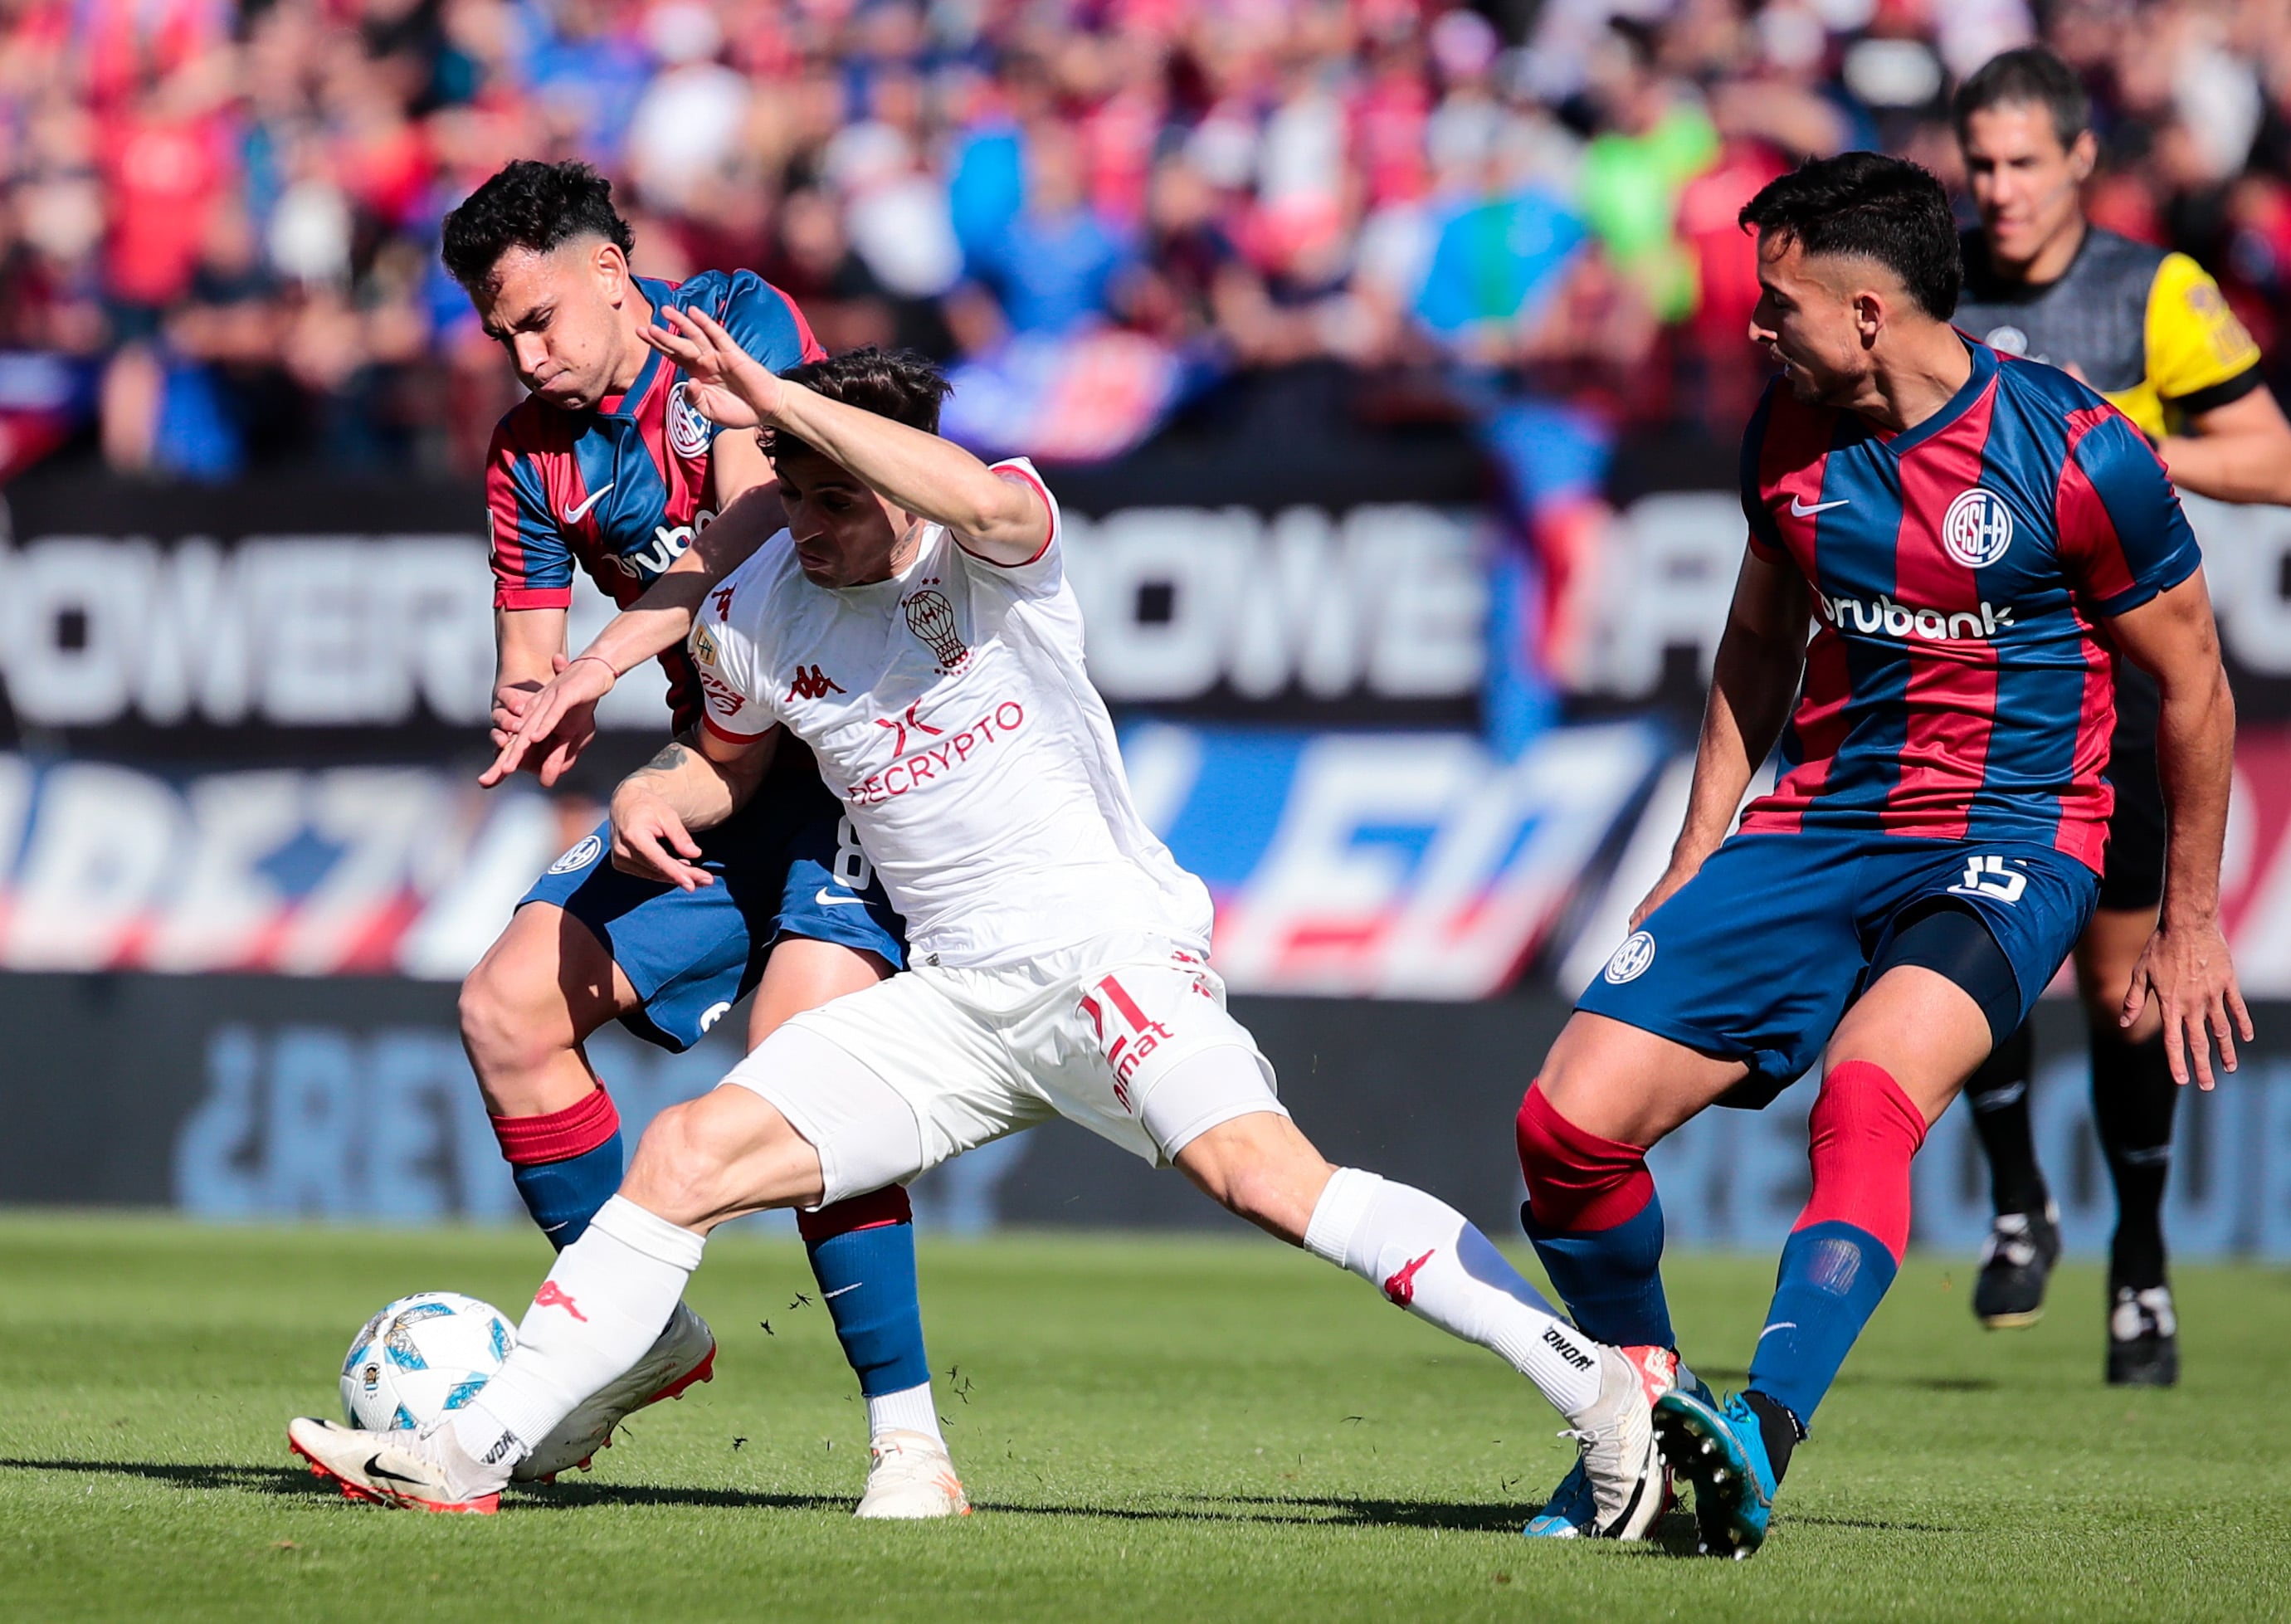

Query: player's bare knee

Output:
[457, 958, 562, 1097]
[622, 1098, 744, 1229]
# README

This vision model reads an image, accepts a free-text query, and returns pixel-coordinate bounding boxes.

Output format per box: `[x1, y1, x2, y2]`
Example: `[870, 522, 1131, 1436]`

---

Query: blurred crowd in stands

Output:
[6, 0, 2291, 478]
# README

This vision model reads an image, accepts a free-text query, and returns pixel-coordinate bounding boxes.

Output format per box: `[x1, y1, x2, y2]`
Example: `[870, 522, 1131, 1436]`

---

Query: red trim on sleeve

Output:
[956, 461, 1058, 568]
[702, 712, 770, 745]
[495, 585, 574, 611]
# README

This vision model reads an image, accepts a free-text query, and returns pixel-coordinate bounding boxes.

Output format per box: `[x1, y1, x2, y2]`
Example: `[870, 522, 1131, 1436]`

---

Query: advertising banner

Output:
[3, 974, 2289, 1258]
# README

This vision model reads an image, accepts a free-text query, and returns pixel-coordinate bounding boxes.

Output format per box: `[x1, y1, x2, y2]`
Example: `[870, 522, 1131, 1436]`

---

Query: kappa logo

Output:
[711, 583, 737, 618]
[667, 379, 713, 460]
[547, 834, 603, 875]
[534, 1282, 587, 1322]
[1382, 1248, 1436, 1308]
[1942, 487, 2015, 568]
[1603, 930, 1655, 985]
[902, 585, 969, 671]
[786, 665, 846, 702]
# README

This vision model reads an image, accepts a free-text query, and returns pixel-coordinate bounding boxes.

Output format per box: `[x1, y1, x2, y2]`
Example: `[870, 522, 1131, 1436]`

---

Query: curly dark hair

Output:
[441, 159, 636, 292]
[768, 348, 957, 457]
[1738, 152, 1962, 320]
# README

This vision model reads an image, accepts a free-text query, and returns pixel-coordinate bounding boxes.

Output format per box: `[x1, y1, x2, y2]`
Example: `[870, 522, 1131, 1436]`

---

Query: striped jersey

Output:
[484, 268, 825, 729]
[1736, 339, 2201, 871]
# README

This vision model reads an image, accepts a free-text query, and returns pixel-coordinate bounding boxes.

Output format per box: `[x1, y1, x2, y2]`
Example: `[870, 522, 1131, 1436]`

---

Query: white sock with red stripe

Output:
[450, 1196, 705, 1465]
[1303, 1168, 1605, 1418]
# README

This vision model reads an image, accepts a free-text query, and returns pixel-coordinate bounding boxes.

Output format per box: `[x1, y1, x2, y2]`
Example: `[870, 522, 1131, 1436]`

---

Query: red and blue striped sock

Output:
[1514, 1086, 1676, 1349]
[491, 1086, 624, 1250]
[799, 1188, 934, 1431]
[1747, 1060, 1927, 1428]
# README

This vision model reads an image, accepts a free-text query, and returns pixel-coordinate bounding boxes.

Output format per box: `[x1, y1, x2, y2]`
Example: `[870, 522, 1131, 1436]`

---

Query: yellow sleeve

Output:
[2144, 251, 2262, 403]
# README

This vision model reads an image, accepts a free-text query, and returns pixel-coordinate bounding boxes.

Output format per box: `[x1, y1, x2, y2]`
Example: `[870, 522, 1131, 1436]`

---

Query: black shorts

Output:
[2099, 666, 2166, 914]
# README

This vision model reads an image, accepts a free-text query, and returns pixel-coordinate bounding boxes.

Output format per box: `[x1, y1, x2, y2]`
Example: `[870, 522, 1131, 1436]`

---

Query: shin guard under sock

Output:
[492, 1086, 623, 1249]
[2090, 1022, 2179, 1291]
[1305, 1168, 1604, 1418]
[1515, 1086, 1675, 1349]
[455, 1196, 705, 1461]
[1747, 1061, 1926, 1426]
[1963, 1022, 2047, 1217]
[796, 1187, 936, 1439]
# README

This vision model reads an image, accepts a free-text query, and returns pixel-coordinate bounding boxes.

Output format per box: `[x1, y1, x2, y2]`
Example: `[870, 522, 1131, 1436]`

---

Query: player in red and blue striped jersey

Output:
[443, 161, 962, 1517]
[1510, 154, 2249, 1556]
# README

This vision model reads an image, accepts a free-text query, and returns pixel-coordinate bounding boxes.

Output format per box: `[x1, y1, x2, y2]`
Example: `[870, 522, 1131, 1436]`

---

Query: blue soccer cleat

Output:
[1651, 1388, 1777, 1558]
[1522, 1456, 1601, 1539]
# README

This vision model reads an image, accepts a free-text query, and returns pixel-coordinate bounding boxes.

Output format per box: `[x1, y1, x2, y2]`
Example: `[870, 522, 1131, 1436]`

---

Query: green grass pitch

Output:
[2, 1216, 2286, 1622]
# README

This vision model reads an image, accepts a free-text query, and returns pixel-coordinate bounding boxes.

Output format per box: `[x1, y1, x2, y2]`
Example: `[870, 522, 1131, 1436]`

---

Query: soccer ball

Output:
[339, 1292, 517, 1431]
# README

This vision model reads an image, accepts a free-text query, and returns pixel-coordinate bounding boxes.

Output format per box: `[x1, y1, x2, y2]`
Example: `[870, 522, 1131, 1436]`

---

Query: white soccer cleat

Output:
[853, 1429, 972, 1519]
[515, 1301, 717, 1481]
[1559, 1342, 1675, 1540]
[287, 1416, 507, 1514]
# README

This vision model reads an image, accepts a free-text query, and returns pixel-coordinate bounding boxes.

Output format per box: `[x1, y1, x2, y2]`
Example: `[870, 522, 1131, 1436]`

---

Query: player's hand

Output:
[641, 305, 784, 430]
[609, 786, 714, 890]
[2122, 919, 2253, 1090]
[1627, 857, 1702, 931]
[480, 654, 612, 788]
[490, 679, 542, 751]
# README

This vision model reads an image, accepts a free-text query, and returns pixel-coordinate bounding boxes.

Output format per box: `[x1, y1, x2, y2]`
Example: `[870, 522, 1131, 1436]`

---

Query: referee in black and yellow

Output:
[1950, 46, 2291, 1383]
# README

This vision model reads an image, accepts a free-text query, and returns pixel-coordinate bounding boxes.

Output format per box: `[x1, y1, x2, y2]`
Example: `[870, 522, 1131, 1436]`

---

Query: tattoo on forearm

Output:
[639, 740, 693, 776]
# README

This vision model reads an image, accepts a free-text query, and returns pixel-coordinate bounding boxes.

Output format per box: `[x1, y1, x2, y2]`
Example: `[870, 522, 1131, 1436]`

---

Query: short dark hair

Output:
[768, 348, 956, 459]
[441, 160, 636, 292]
[1952, 46, 2089, 150]
[1738, 151, 1962, 319]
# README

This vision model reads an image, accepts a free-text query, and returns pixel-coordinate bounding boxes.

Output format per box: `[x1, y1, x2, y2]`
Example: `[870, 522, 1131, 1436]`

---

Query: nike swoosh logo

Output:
[822, 1283, 862, 1299]
[364, 1455, 425, 1485]
[563, 483, 615, 524]
[1789, 495, 1849, 517]
[813, 889, 866, 907]
[1756, 1321, 1798, 1341]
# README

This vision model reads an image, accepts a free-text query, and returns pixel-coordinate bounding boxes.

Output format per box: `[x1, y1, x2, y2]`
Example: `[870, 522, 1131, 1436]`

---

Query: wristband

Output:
[567, 653, 618, 684]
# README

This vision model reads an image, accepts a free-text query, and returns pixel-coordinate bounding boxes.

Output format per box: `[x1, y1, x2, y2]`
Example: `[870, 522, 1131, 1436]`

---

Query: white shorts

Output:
[721, 935, 1284, 1205]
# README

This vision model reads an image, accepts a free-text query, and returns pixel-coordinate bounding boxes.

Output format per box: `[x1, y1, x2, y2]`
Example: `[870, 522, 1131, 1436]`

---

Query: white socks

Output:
[865, 1383, 944, 1445]
[1304, 1167, 1605, 1418]
[453, 1196, 706, 1462]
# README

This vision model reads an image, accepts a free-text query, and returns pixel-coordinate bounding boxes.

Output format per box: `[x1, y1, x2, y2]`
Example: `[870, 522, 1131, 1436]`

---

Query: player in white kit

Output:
[287, 321, 1673, 1537]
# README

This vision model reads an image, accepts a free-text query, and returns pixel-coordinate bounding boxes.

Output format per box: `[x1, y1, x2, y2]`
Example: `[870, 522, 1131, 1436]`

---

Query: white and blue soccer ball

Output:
[340, 1292, 517, 1432]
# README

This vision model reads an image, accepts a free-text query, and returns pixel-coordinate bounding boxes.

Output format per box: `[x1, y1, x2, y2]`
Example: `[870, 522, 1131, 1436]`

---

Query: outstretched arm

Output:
[641, 304, 1050, 563]
[2103, 566, 2250, 1087]
[1631, 544, 1811, 928]
[2157, 386, 2291, 507]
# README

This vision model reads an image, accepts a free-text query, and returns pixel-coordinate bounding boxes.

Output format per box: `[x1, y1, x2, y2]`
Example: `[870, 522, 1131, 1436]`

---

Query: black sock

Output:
[1741, 1390, 1804, 1484]
[2091, 1022, 2178, 1293]
[1964, 1022, 2048, 1217]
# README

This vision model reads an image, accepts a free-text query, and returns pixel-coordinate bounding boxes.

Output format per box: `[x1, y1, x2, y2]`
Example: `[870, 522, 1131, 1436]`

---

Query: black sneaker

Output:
[1972, 1205, 2061, 1328]
[2107, 1285, 2180, 1387]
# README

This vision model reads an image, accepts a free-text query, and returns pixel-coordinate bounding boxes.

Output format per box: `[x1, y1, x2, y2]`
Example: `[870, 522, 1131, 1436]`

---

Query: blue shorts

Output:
[520, 775, 904, 1053]
[1576, 832, 2097, 1103]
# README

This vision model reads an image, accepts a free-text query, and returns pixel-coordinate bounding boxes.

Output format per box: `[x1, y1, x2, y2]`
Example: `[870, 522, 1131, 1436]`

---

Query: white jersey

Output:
[693, 458, 1214, 968]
